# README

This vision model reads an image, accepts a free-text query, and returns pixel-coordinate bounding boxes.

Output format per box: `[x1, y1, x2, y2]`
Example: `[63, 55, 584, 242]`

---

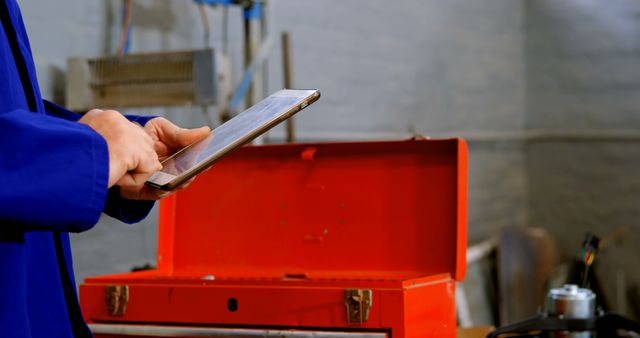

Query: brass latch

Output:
[105, 285, 129, 316]
[344, 289, 372, 324]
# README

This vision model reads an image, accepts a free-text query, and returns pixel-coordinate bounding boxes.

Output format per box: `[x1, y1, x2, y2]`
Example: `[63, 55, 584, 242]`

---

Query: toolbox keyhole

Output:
[227, 298, 238, 312]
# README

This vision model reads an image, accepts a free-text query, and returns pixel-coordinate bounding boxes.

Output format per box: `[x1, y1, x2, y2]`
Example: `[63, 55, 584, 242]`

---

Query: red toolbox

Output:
[80, 139, 468, 338]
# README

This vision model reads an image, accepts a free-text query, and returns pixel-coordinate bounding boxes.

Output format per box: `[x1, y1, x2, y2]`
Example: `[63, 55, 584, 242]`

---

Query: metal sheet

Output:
[89, 324, 387, 338]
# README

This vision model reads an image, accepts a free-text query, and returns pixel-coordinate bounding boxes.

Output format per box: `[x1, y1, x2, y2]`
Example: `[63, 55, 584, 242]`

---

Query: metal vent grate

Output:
[66, 49, 217, 111]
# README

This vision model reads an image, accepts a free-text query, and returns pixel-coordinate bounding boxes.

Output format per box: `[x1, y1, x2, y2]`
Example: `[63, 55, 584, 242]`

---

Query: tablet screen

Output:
[147, 89, 319, 189]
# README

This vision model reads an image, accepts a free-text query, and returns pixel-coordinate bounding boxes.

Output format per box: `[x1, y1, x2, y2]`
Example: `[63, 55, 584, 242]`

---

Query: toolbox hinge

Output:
[105, 285, 129, 316]
[344, 289, 372, 324]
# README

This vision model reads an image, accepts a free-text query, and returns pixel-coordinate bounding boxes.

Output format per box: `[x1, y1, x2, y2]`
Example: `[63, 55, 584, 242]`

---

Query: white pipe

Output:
[264, 129, 640, 143]
[467, 237, 497, 264]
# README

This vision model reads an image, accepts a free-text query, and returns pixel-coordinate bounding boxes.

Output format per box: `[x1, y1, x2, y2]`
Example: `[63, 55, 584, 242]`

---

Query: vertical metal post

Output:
[243, 15, 254, 109]
[261, 1, 269, 100]
[282, 31, 295, 143]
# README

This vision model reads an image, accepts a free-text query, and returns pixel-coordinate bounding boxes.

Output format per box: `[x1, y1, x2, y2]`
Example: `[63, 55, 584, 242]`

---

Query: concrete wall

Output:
[266, 0, 528, 244]
[525, 0, 640, 316]
[18, 0, 528, 286]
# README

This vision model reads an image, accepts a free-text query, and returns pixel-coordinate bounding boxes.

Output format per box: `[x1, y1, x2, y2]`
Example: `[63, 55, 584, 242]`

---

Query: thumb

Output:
[174, 126, 211, 147]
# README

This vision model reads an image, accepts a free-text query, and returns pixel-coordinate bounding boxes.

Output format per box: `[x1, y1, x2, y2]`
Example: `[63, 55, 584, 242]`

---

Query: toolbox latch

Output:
[344, 289, 372, 324]
[105, 285, 129, 316]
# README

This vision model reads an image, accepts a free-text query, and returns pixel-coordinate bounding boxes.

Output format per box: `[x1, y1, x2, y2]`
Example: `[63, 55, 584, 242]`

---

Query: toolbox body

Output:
[80, 139, 468, 338]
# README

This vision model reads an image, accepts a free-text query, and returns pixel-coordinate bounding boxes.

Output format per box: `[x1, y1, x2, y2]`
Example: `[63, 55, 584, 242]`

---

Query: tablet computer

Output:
[146, 89, 320, 190]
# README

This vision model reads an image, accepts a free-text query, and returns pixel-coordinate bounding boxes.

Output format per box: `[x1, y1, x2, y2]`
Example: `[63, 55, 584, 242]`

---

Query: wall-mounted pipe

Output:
[263, 129, 640, 143]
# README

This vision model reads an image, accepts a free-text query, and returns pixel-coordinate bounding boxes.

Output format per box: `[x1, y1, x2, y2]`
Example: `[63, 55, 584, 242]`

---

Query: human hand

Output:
[119, 117, 211, 200]
[79, 109, 162, 188]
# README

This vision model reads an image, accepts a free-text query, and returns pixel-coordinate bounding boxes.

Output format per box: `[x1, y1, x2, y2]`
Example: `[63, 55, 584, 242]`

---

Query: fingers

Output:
[147, 117, 211, 149]
[114, 150, 161, 188]
[118, 174, 198, 200]
[119, 185, 172, 201]
[116, 171, 154, 188]
[116, 141, 161, 188]
[173, 126, 211, 148]
[119, 176, 196, 200]
[79, 109, 162, 188]
[132, 125, 162, 172]
[118, 121, 161, 187]
[82, 113, 207, 193]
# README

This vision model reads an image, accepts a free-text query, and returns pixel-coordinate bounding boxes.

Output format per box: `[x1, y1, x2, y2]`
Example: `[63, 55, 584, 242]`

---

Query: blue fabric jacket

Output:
[1, 1, 155, 337]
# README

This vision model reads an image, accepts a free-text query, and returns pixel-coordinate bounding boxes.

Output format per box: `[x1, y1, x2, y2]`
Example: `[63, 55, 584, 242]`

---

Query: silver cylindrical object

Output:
[546, 284, 596, 338]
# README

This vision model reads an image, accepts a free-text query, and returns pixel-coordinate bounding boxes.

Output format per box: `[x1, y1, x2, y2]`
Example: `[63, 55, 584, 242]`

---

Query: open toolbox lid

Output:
[156, 139, 467, 282]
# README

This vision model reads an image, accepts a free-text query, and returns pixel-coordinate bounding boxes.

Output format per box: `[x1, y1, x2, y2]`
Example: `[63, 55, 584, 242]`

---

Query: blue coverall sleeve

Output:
[43, 100, 156, 126]
[42, 100, 156, 224]
[0, 109, 108, 232]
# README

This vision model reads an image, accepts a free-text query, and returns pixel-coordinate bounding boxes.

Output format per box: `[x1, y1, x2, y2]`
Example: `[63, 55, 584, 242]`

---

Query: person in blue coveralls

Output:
[0, 1, 211, 337]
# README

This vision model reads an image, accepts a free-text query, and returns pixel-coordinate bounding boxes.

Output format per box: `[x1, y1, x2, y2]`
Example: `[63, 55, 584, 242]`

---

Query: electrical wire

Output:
[117, 0, 133, 56]
[580, 241, 598, 287]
